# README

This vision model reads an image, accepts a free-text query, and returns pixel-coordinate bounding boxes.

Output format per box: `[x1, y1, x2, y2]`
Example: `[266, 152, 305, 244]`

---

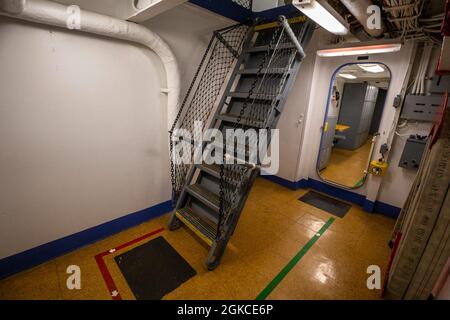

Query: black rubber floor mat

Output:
[114, 236, 196, 300]
[299, 191, 351, 218]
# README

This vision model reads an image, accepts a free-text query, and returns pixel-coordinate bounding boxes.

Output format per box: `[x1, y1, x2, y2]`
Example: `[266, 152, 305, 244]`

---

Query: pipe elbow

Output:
[135, 25, 180, 128]
[0, 0, 181, 130]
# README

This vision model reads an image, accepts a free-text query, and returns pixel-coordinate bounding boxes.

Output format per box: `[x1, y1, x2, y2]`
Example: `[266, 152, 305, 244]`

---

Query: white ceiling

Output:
[336, 63, 391, 89]
[52, 0, 188, 21]
[52, 0, 132, 19]
[337, 64, 391, 80]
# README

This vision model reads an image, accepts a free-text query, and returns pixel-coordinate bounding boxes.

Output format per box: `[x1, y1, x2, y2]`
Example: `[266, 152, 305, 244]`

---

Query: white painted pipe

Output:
[279, 16, 306, 59]
[0, 0, 180, 130]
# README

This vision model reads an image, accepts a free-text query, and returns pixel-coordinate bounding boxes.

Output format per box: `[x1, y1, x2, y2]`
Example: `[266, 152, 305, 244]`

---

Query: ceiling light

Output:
[293, 0, 349, 35]
[338, 73, 357, 79]
[317, 43, 402, 57]
[358, 64, 385, 73]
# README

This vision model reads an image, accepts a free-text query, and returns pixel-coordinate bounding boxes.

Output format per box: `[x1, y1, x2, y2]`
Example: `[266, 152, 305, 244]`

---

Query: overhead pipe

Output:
[0, 0, 180, 130]
[340, 0, 386, 38]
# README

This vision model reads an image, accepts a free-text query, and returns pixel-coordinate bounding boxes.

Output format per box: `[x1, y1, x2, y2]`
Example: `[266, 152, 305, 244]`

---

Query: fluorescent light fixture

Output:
[317, 43, 402, 57]
[338, 73, 357, 79]
[358, 64, 385, 73]
[293, 0, 349, 35]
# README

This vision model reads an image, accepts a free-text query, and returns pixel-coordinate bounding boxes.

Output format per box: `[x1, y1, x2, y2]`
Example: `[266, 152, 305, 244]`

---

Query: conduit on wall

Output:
[0, 0, 180, 130]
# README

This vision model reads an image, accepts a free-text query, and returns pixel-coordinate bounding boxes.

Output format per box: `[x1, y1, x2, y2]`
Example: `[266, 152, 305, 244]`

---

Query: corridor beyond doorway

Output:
[320, 138, 373, 188]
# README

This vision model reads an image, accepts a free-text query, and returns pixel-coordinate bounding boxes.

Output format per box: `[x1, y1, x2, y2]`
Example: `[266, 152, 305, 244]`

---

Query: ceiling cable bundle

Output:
[383, 0, 444, 44]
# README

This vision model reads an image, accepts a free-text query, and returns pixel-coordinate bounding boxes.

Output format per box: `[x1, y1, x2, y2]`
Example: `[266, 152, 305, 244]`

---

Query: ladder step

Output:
[169, 18, 311, 270]
[176, 208, 215, 246]
[196, 163, 246, 186]
[196, 163, 221, 179]
[246, 43, 296, 53]
[208, 140, 251, 161]
[186, 184, 220, 213]
[227, 92, 279, 100]
[216, 114, 265, 128]
[237, 68, 287, 75]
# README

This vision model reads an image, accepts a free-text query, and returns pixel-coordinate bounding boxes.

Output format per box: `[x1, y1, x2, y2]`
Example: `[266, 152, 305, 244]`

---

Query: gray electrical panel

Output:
[429, 75, 450, 94]
[398, 135, 428, 170]
[401, 94, 447, 122]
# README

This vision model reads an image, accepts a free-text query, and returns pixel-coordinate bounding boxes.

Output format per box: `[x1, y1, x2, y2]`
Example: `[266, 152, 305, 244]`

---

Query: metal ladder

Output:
[168, 16, 315, 270]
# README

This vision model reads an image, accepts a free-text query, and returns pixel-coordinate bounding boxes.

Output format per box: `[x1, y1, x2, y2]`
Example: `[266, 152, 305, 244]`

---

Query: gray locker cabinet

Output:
[336, 83, 378, 150]
[360, 86, 378, 132]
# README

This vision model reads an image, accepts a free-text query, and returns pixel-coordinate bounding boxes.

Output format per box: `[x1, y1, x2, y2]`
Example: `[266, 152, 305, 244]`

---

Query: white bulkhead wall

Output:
[0, 4, 230, 260]
[277, 31, 418, 208]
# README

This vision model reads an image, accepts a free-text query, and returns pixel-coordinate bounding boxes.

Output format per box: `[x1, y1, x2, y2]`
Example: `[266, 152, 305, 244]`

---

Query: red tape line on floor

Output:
[94, 227, 165, 300]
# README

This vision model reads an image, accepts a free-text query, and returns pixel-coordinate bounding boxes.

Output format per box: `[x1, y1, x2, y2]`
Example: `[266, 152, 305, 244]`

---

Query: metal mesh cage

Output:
[218, 22, 307, 239]
[170, 24, 250, 199]
[169, 16, 310, 242]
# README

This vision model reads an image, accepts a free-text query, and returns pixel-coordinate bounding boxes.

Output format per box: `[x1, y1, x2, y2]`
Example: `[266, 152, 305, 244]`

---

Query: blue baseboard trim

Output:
[372, 201, 402, 219]
[262, 175, 308, 190]
[297, 178, 309, 189]
[363, 199, 376, 213]
[263, 175, 401, 219]
[253, 4, 301, 22]
[307, 178, 366, 207]
[0, 200, 173, 280]
[189, 0, 252, 22]
[262, 175, 297, 190]
[189, 1, 301, 23]
[0, 176, 402, 279]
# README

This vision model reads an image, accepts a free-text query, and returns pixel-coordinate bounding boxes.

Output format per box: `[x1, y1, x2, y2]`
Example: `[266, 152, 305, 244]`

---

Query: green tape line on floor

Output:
[256, 217, 335, 300]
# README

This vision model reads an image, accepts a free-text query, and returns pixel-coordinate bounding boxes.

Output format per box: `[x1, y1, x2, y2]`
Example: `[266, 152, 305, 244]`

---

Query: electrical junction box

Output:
[369, 160, 389, 176]
[429, 75, 450, 94]
[398, 135, 428, 170]
[401, 94, 448, 122]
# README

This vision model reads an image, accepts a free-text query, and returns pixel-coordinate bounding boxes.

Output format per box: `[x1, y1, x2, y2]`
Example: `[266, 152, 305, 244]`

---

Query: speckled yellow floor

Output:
[0, 178, 395, 300]
[321, 138, 372, 187]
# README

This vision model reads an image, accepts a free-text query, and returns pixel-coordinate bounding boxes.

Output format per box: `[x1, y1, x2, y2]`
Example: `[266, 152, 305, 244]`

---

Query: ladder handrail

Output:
[279, 15, 306, 59]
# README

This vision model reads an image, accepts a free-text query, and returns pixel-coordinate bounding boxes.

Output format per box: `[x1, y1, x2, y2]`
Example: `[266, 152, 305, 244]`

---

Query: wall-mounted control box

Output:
[401, 94, 447, 122]
[398, 135, 428, 170]
[429, 75, 450, 94]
